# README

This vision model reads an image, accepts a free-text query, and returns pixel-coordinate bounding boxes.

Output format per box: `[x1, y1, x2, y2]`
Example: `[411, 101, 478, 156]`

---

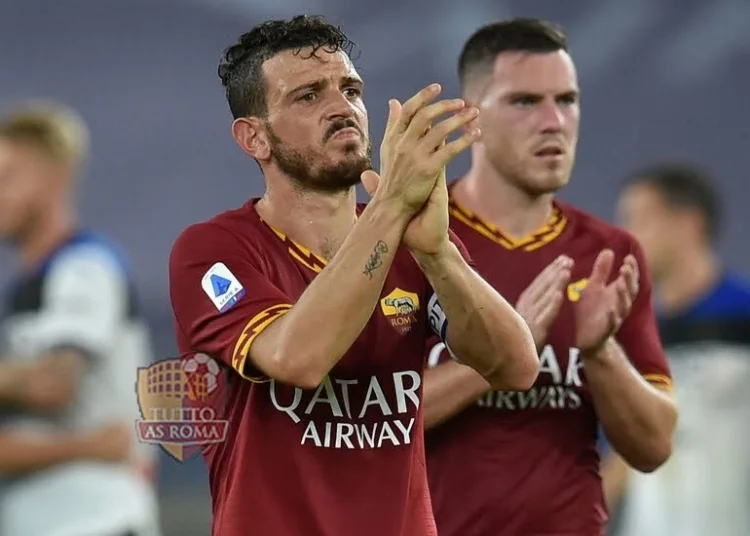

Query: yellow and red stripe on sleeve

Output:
[231, 304, 293, 382]
[643, 373, 674, 392]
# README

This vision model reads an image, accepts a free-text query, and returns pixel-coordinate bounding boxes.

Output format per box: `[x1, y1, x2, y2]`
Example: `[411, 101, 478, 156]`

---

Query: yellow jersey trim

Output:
[643, 373, 674, 392]
[449, 199, 567, 252]
[231, 304, 293, 382]
[264, 223, 328, 274]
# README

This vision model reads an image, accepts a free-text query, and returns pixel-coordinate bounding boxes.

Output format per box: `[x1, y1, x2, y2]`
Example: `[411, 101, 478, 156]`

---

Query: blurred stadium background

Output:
[1, 0, 748, 533]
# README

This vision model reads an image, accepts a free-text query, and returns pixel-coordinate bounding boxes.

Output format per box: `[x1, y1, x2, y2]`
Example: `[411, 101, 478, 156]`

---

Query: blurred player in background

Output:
[610, 163, 750, 536]
[169, 15, 538, 536]
[0, 102, 160, 536]
[423, 19, 678, 536]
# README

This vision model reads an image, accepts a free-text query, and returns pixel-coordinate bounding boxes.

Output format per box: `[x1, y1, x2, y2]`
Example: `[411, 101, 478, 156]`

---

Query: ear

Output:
[232, 117, 271, 161]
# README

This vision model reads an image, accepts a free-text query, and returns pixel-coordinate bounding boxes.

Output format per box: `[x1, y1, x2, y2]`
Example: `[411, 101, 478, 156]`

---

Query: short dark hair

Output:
[458, 18, 568, 92]
[624, 163, 722, 241]
[218, 15, 357, 119]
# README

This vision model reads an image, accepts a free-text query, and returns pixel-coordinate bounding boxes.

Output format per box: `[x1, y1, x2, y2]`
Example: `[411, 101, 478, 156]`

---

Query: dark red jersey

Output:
[169, 199, 468, 536]
[426, 194, 672, 536]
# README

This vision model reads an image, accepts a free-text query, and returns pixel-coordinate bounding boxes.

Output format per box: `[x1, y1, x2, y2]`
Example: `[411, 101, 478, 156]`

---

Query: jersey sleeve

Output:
[615, 237, 673, 391]
[37, 243, 128, 358]
[169, 222, 294, 382]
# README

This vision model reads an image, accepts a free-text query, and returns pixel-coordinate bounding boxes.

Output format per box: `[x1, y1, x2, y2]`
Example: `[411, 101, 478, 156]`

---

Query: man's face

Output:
[0, 140, 50, 243]
[475, 50, 579, 196]
[617, 183, 679, 280]
[260, 48, 371, 192]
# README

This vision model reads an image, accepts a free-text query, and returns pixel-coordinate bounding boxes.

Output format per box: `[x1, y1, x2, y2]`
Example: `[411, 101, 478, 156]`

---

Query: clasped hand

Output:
[361, 84, 481, 255]
[516, 250, 640, 354]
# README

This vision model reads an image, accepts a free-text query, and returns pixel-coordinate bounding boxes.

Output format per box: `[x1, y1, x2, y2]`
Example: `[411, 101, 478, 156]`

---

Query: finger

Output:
[434, 166, 448, 190]
[360, 170, 381, 197]
[620, 261, 639, 297]
[393, 84, 442, 134]
[624, 254, 639, 287]
[421, 107, 480, 152]
[589, 249, 615, 285]
[431, 128, 482, 167]
[518, 255, 572, 304]
[534, 290, 565, 328]
[614, 278, 633, 318]
[530, 264, 572, 306]
[406, 99, 468, 141]
[383, 99, 403, 137]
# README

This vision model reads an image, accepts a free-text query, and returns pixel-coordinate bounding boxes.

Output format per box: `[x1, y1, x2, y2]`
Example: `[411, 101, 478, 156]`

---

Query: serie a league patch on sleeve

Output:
[201, 262, 246, 313]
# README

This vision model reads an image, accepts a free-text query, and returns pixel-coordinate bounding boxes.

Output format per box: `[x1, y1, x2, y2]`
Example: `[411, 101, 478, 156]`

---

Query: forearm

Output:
[415, 243, 538, 390]
[423, 360, 489, 430]
[259, 200, 408, 388]
[585, 339, 677, 472]
[0, 432, 92, 476]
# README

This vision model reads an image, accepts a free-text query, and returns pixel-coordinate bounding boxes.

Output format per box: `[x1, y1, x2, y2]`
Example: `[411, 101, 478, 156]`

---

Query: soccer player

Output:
[168, 15, 539, 536]
[423, 19, 679, 536]
[0, 102, 160, 536]
[612, 163, 750, 536]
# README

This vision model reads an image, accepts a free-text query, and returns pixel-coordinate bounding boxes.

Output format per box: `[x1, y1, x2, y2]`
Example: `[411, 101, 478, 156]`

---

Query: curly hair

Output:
[218, 15, 358, 119]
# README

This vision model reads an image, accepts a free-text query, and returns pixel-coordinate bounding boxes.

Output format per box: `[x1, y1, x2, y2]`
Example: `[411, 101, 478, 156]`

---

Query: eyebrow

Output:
[286, 76, 364, 98]
[504, 89, 579, 100]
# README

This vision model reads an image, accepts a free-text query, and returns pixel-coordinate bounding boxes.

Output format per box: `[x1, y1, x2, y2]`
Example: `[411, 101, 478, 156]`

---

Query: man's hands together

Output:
[517, 251, 640, 355]
[361, 84, 480, 256]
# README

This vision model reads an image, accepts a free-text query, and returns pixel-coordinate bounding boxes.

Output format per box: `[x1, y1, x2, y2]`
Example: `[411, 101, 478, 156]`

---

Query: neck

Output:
[256, 175, 358, 260]
[657, 245, 720, 316]
[20, 207, 77, 269]
[453, 156, 555, 238]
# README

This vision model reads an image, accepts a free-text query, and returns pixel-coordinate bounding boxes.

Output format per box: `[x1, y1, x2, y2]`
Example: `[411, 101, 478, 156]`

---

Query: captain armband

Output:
[427, 292, 460, 362]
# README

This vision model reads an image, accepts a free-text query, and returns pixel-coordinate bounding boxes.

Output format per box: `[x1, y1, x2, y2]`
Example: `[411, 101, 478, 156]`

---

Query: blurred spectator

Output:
[0, 102, 161, 536]
[607, 162, 750, 536]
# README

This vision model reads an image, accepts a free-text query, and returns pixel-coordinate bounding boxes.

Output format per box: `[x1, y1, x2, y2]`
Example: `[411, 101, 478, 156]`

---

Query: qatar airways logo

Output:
[429, 343, 585, 410]
[270, 371, 421, 449]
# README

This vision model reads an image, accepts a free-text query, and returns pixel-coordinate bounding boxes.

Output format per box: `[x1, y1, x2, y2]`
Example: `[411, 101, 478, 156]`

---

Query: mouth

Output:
[534, 146, 565, 161]
[330, 127, 361, 141]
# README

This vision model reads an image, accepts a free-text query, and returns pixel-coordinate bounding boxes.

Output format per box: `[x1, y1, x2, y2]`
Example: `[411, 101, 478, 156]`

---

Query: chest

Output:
[459, 229, 610, 392]
[254, 238, 430, 380]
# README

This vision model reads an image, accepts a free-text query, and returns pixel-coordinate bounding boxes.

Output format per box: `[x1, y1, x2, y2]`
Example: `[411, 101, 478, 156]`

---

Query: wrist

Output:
[582, 337, 617, 362]
[366, 196, 411, 231]
[411, 240, 457, 271]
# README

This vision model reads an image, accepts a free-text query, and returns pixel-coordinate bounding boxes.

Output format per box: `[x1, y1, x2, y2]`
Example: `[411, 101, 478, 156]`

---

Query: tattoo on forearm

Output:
[363, 240, 389, 279]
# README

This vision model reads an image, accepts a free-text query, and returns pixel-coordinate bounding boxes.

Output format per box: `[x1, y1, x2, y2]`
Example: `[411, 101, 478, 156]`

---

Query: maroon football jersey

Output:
[169, 199, 466, 536]
[425, 195, 673, 536]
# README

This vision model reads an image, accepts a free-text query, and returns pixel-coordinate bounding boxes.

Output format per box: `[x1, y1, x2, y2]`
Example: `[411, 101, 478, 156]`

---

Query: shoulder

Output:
[709, 274, 750, 313]
[719, 274, 750, 298]
[171, 202, 268, 261]
[41, 234, 130, 303]
[46, 233, 128, 284]
[560, 202, 640, 256]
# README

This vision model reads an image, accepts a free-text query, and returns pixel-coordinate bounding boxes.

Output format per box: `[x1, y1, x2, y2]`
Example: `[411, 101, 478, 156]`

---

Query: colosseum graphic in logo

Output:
[136, 353, 228, 461]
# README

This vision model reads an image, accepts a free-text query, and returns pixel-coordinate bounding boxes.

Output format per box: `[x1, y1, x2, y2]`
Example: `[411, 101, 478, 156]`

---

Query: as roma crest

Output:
[135, 353, 228, 462]
[380, 287, 421, 334]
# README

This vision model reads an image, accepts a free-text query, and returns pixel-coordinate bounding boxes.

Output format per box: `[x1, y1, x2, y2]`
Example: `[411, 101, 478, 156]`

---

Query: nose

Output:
[324, 91, 357, 121]
[539, 100, 564, 134]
